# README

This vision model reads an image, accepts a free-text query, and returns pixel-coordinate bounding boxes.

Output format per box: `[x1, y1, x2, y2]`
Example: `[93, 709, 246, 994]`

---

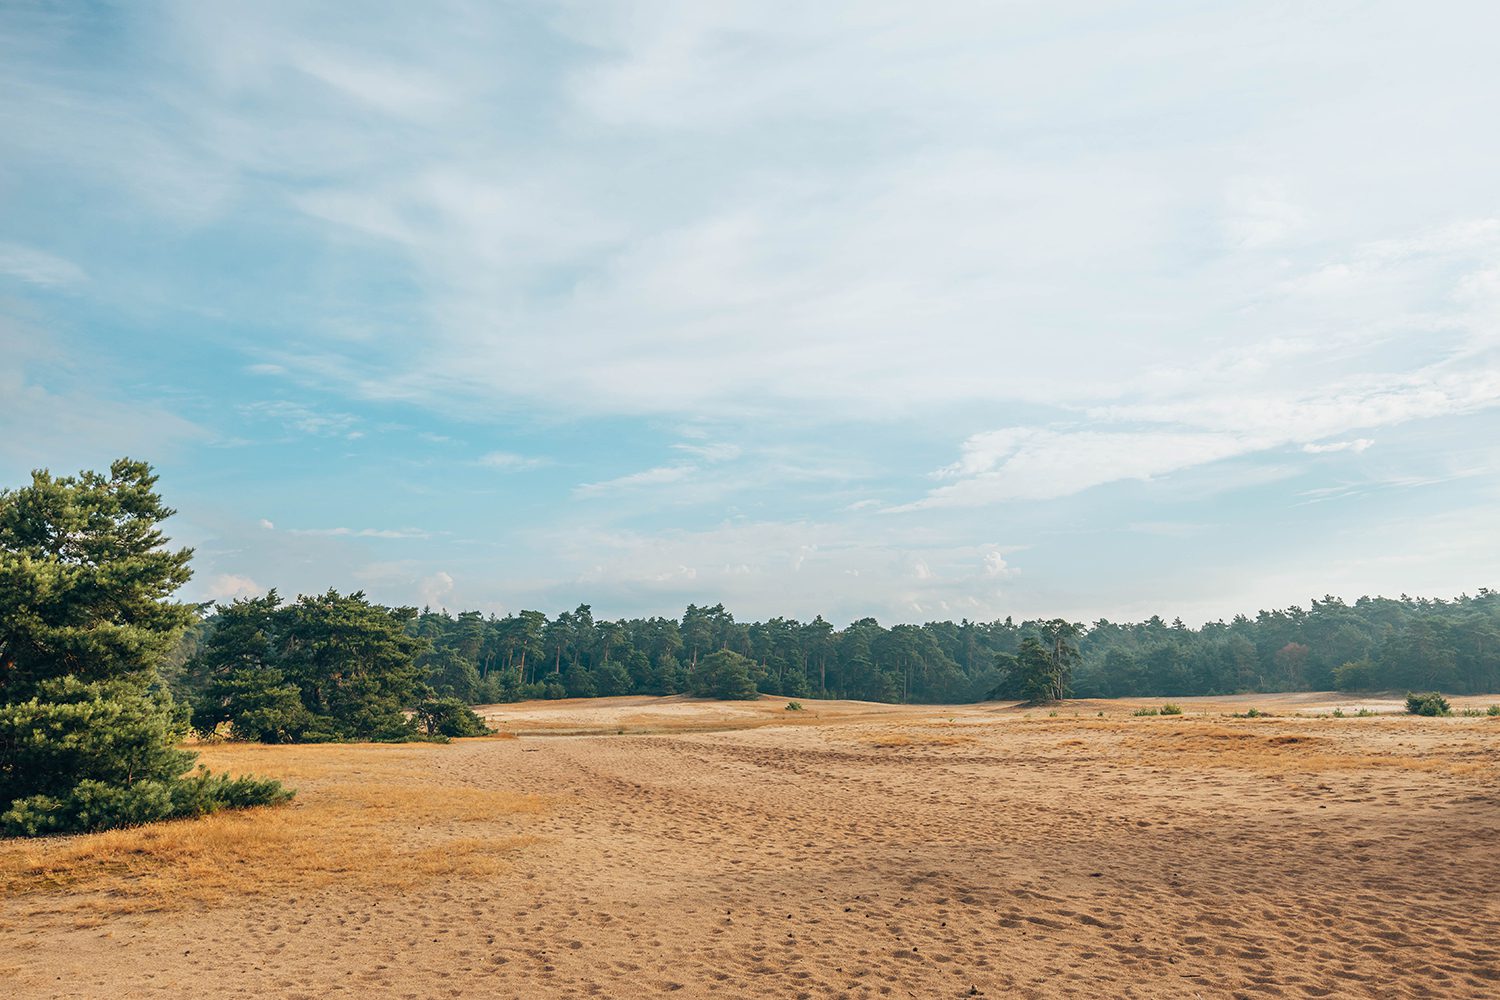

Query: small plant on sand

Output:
[1160, 703, 1183, 716]
[1229, 707, 1269, 719]
[1405, 692, 1451, 717]
[1132, 707, 1159, 717]
[1489, 705, 1500, 717]
[1048, 710, 1058, 717]
[1331, 708, 1345, 718]
[785, 701, 804, 712]
[1356, 708, 1376, 717]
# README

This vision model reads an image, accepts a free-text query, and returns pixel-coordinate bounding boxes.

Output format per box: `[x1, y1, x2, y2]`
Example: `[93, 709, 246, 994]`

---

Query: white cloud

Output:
[477, 450, 546, 470]
[575, 464, 696, 496]
[417, 570, 454, 607]
[239, 400, 359, 437]
[203, 573, 262, 601]
[288, 526, 431, 539]
[671, 442, 742, 462]
[0, 243, 86, 287]
[904, 364, 1500, 509]
[1304, 439, 1374, 454]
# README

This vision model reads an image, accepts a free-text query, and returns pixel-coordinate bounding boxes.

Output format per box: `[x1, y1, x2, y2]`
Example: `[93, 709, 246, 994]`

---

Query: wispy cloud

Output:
[239, 400, 361, 438]
[287, 526, 431, 539]
[575, 464, 696, 496]
[477, 450, 547, 471]
[0, 243, 85, 287]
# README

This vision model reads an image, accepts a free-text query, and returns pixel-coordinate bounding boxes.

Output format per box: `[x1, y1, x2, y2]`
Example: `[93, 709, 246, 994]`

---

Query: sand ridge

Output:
[3, 693, 1499, 998]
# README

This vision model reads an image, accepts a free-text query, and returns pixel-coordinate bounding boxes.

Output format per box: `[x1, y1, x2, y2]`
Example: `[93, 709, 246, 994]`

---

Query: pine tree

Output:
[0, 459, 290, 836]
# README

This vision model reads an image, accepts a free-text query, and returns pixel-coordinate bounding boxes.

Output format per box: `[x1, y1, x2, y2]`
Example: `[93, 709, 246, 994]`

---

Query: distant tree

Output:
[191, 592, 314, 742]
[0, 459, 289, 836]
[413, 695, 490, 738]
[689, 650, 759, 700]
[986, 637, 1059, 704]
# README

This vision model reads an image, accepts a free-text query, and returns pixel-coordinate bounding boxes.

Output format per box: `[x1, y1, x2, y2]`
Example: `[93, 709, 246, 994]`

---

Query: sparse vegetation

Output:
[1488, 704, 1500, 717]
[1160, 703, 1183, 715]
[1405, 691, 1452, 717]
[785, 701, 803, 711]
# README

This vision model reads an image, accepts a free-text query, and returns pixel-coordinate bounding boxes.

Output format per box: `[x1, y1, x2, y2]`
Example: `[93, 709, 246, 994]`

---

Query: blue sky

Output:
[4, 1, 1499, 624]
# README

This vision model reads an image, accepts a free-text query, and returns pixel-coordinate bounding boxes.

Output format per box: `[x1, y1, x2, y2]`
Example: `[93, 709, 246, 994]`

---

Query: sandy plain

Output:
[3, 692, 1499, 999]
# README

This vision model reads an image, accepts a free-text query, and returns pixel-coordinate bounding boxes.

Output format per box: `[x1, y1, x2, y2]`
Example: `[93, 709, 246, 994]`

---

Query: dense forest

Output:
[171, 589, 1500, 710]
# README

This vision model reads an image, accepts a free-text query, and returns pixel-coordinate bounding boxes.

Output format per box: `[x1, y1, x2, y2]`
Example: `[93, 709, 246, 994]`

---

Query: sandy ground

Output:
[4, 692, 1500, 999]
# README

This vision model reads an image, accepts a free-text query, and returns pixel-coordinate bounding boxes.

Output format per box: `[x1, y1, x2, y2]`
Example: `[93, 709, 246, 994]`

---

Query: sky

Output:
[3, 1, 1500, 626]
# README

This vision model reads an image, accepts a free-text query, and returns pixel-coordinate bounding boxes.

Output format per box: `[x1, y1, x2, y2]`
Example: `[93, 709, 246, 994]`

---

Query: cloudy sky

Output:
[4, 1, 1499, 625]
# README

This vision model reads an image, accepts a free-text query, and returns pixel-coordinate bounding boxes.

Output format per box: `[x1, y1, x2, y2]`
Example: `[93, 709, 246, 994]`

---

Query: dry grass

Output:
[0, 740, 544, 913]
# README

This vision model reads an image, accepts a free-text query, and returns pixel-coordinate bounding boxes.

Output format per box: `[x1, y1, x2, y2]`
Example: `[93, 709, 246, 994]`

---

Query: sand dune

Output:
[4, 693, 1499, 998]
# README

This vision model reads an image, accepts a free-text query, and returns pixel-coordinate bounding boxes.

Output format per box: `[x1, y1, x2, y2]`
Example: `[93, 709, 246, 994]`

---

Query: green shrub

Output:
[1132, 707, 1159, 717]
[1160, 703, 1183, 716]
[785, 701, 803, 711]
[1331, 708, 1345, 718]
[1405, 691, 1451, 717]
[413, 696, 491, 738]
[1488, 705, 1500, 717]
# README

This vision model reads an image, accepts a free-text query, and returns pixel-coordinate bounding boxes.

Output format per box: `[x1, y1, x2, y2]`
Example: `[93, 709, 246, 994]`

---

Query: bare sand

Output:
[4, 693, 1499, 998]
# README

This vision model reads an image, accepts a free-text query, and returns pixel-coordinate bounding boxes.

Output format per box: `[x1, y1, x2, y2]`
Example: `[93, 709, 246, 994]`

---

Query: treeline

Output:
[174, 589, 1500, 710]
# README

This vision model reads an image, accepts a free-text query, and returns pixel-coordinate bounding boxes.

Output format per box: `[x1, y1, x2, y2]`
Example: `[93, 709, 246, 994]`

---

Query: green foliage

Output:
[413, 695, 490, 738]
[1230, 708, 1269, 718]
[1489, 704, 1500, 717]
[986, 629, 1076, 705]
[1159, 703, 1183, 715]
[1331, 707, 1345, 718]
[0, 460, 289, 836]
[1131, 707, 1159, 717]
[1405, 691, 1452, 717]
[785, 701, 803, 711]
[187, 589, 427, 742]
[689, 650, 759, 700]
[243, 588, 1500, 709]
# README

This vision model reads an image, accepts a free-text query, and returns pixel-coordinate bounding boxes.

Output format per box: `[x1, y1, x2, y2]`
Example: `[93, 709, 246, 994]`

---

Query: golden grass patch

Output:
[0, 741, 545, 914]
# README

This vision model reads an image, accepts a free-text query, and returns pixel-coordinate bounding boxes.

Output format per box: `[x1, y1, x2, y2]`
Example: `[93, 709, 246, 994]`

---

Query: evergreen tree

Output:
[689, 650, 759, 700]
[0, 460, 289, 836]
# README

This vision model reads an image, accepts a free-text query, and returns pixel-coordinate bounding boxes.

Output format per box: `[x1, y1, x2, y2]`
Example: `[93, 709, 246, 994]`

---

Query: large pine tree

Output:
[0, 459, 289, 836]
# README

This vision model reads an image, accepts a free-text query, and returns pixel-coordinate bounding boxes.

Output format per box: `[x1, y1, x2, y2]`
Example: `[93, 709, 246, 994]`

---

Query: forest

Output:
[171, 587, 1500, 712]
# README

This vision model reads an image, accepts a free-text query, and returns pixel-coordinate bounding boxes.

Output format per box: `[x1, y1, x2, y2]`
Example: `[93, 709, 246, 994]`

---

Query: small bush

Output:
[785, 701, 804, 712]
[1331, 708, 1345, 718]
[1488, 705, 1500, 717]
[413, 696, 491, 738]
[1132, 707, 1159, 717]
[1405, 692, 1451, 717]
[1356, 708, 1376, 717]
[1461, 708, 1484, 717]
[1160, 703, 1183, 716]
[1229, 708, 1269, 719]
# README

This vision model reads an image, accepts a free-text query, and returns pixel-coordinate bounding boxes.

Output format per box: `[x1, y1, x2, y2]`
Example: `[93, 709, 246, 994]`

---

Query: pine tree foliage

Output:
[0, 460, 290, 837]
